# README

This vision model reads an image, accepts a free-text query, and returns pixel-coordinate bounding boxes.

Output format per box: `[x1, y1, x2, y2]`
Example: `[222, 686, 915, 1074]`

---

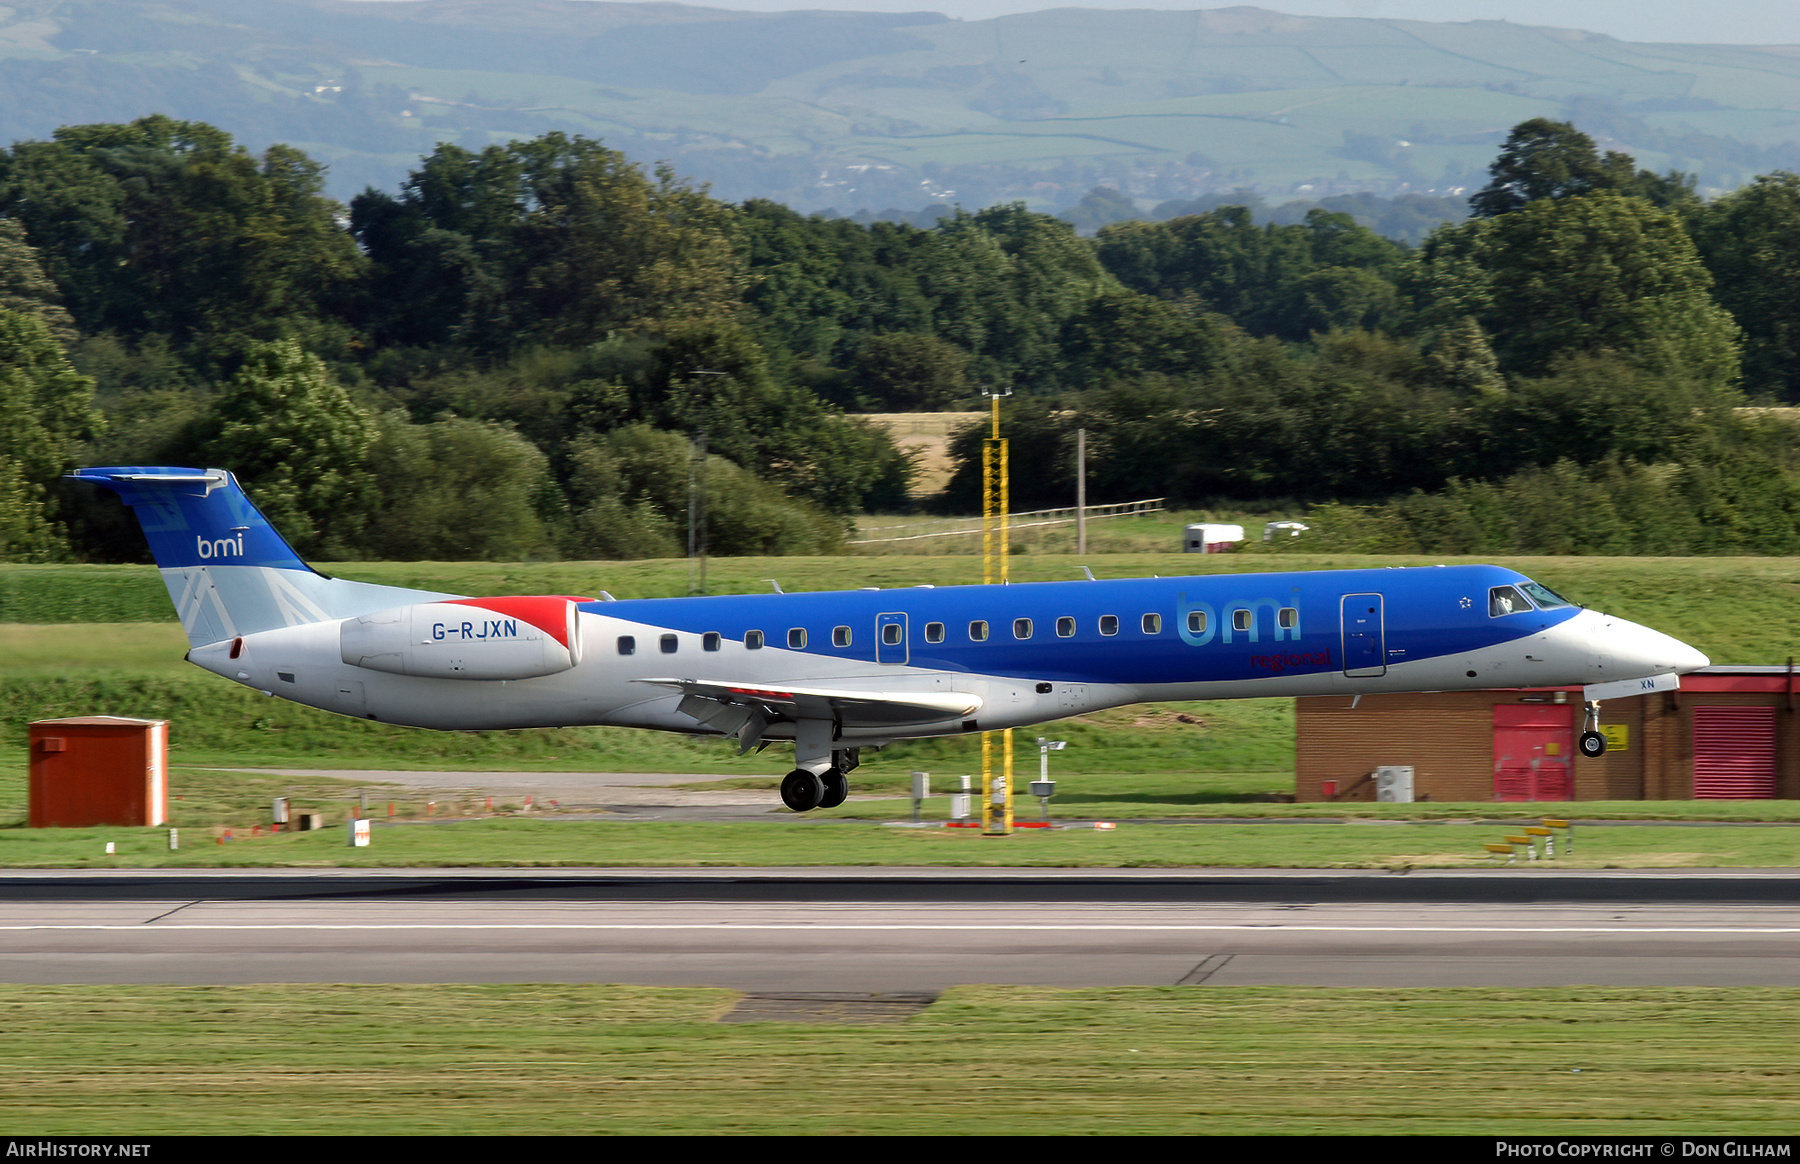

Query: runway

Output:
[4, 869, 1798, 990]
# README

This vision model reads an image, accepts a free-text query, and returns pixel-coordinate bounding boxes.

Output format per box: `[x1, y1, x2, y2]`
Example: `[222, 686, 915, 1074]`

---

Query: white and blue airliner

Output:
[74, 466, 1709, 812]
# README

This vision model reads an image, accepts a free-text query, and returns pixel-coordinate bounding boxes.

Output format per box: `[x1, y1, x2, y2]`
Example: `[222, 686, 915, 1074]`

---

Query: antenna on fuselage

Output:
[1079, 566, 1095, 581]
[764, 579, 783, 594]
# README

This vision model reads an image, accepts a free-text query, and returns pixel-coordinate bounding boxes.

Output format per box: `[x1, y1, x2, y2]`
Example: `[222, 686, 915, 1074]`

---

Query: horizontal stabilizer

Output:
[68, 466, 307, 572]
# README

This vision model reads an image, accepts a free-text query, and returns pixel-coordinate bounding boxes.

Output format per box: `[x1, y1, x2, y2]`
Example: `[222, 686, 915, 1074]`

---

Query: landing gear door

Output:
[1341, 593, 1386, 678]
[876, 612, 908, 665]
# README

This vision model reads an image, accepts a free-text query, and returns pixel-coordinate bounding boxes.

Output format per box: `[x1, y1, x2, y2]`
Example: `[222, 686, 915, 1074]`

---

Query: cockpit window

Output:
[1488, 585, 1532, 617]
[1518, 581, 1573, 610]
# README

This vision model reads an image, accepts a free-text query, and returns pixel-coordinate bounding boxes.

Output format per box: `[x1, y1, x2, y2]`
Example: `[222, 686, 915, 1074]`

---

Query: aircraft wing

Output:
[637, 677, 982, 749]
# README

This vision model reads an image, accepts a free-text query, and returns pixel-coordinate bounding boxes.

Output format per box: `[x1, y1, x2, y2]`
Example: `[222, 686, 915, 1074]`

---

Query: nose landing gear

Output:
[1578, 700, 1608, 758]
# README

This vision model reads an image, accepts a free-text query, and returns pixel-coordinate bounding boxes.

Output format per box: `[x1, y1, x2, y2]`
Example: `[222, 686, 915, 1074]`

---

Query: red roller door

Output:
[1692, 706, 1777, 799]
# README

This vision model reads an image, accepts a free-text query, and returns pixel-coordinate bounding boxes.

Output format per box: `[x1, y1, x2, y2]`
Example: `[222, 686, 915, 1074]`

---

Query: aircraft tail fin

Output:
[69, 466, 458, 647]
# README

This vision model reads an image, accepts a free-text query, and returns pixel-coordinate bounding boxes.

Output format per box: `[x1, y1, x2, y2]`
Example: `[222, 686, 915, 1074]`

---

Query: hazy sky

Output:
[621, 1, 1800, 46]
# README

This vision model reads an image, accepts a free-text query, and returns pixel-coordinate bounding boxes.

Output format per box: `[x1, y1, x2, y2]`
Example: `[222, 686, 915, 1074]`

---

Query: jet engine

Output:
[339, 597, 584, 680]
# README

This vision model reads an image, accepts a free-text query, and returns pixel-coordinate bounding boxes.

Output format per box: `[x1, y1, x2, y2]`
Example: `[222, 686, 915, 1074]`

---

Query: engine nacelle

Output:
[339, 597, 584, 680]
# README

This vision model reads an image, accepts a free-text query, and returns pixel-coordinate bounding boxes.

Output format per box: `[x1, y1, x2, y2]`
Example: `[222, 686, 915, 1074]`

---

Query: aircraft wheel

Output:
[818, 767, 848, 810]
[1578, 731, 1607, 758]
[781, 769, 826, 812]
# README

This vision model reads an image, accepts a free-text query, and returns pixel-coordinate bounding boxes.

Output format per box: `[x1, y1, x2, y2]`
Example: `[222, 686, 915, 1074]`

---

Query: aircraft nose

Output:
[1601, 616, 1710, 677]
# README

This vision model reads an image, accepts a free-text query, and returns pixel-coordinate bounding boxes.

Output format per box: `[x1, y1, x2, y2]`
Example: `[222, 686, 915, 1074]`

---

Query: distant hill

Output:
[1, 1, 1796, 214]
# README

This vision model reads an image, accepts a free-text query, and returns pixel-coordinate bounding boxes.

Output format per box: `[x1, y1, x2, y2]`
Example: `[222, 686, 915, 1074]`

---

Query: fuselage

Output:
[186, 563, 1708, 746]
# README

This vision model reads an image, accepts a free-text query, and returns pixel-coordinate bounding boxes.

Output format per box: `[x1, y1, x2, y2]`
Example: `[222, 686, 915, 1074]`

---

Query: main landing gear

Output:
[1578, 699, 1608, 758]
[780, 748, 859, 812]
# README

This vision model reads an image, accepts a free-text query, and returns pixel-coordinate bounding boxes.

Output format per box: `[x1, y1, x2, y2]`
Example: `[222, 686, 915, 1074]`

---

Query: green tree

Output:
[0, 454, 57, 560]
[363, 414, 555, 561]
[560, 425, 844, 558]
[191, 340, 377, 558]
[1469, 118, 1632, 218]
[354, 135, 744, 355]
[1280, 265, 1399, 336]
[0, 218, 77, 349]
[1421, 316, 1504, 397]
[1059, 291, 1223, 384]
[638, 320, 912, 515]
[1058, 185, 1140, 234]
[1483, 193, 1739, 381]
[0, 117, 362, 354]
[1693, 172, 1800, 400]
[928, 204, 1109, 385]
[1092, 207, 1402, 342]
[0, 308, 102, 559]
[0, 305, 100, 506]
[1469, 354, 1733, 473]
[1416, 193, 1740, 383]
[845, 332, 969, 410]
[517, 149, 744, 344]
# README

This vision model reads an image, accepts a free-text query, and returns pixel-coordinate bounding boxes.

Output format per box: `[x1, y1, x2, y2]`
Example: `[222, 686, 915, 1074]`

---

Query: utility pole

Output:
[686, 369, 726, 596]
[687, 427, 708, 596]
[1077, 427, 1087, 556]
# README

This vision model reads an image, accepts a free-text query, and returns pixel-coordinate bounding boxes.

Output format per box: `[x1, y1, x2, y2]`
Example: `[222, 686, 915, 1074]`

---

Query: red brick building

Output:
[1295, 667, 1797, 802]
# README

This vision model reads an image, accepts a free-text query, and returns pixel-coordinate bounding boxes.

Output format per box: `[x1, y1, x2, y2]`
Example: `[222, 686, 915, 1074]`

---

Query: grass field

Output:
[5, 788, 1796, 868]
[7, 984, 1797, 1135]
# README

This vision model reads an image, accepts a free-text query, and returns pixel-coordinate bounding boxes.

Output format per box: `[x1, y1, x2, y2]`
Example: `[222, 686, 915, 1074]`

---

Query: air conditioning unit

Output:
[1375, 765, 1415, 803]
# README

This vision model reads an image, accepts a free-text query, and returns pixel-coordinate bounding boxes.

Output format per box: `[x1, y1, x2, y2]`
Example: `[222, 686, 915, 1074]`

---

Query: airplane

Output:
[72, 465, 1710, 812]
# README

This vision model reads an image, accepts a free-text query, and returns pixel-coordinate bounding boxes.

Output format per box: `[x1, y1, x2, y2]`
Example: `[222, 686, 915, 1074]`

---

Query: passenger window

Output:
[1187, 611, 1206, 634]
[1142, 613, 1162, 634]
[1278, 608, 1298, 629]
[745, 630, 764, 650]
[1056, 616, 1075, 638]
[969, 620, 989, 642]
[1099, 615, 1119, 637]
[660, 634, 678, 654]
[883, 623, 903, 646]
[1489, 586, 1530, 617]
[833, 625, 851, 648]
[1013, 618, 1033, 640]
[788, 628, 807, 649]
[617, 635, 636, 656]
[702, 632, 721, 652]
[1232, 609, 1250, 632]
[925, 622, 945, 644]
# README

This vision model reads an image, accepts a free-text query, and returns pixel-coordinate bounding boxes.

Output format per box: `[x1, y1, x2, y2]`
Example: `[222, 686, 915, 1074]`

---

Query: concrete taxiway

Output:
[3, 868, 1797, 990]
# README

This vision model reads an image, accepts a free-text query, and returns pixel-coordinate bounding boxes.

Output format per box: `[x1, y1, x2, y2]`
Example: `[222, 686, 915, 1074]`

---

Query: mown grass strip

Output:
[3, 984, 1796, 1135]
[4, 815, 1795, 869]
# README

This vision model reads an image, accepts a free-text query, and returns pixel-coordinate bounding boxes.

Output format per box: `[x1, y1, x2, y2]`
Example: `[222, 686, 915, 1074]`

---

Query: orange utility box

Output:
[28, 716, 169, 827]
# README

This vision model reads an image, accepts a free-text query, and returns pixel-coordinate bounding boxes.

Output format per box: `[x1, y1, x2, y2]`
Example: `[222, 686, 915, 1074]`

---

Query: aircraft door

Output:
[1341, 593, 1386, 678]
[876, 612, 909, 665]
